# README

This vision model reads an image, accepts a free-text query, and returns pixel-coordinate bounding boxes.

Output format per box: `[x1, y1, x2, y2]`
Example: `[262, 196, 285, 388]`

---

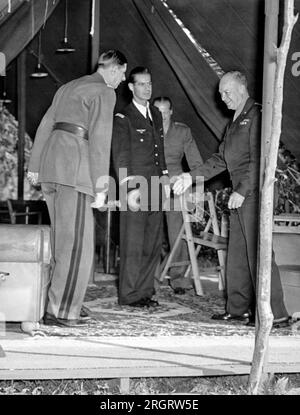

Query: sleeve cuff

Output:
[120, 175, 135, 185]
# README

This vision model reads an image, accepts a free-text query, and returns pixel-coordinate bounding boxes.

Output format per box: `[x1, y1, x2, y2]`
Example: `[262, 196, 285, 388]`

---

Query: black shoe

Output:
[273, 317, 291, 328]
[211, 312, 251, 322]
[173, 287, 186, 295]
[127, 298, 160, 308]
[247, 317, 290, 328]
[144, 298, 160, 307]
[127, 299, 149, 308]
[43, 312, 89, 327]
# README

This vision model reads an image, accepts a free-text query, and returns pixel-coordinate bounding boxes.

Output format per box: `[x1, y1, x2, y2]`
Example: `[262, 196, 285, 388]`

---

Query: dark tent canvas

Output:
[0, 0, 299, 167]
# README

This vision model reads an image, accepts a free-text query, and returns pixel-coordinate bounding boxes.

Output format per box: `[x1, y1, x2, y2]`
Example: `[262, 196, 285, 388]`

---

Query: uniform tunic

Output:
[190, 97, 288, 319]
[29, 72, 116, 196]
[112, 102, 167, 304]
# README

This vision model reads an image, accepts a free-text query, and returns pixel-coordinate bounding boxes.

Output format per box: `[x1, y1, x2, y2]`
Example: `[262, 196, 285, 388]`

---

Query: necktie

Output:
[146, 109, 153, 126]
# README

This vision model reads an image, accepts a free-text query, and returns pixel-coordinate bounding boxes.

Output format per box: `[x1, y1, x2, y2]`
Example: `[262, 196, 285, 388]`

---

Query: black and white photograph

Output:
[0, 0, 300, 402]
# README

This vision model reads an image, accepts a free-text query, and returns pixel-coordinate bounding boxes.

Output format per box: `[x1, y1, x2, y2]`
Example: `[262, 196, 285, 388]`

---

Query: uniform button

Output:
[140, 138, 144, 142]
[154, 144, 158, 147]
[155, 162, 159, 165]
[155, 153, 158, 156]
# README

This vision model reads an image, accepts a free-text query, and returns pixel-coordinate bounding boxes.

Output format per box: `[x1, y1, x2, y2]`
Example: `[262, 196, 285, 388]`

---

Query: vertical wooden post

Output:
[90, 0, 100, 72]
[257, 0, 280, 375]
[17, 49, 26, 201]
[249, 0, 298, 395]
[260, 0, 279, 185]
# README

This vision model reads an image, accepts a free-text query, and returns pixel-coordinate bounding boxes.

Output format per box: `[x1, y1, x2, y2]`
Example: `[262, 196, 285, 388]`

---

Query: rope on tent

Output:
[90, 0, 95, 35]
[43, 0, 49, 29]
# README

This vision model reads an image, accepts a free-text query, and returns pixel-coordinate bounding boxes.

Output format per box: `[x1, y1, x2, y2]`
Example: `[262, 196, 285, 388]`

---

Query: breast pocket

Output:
[134, 130, 153, 162]
[225, 128, 250, 166]
[165, 142, 183, 161]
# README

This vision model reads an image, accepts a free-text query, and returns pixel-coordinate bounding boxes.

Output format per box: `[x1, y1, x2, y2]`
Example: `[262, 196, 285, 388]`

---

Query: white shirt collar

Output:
[133, 100, 152, 119]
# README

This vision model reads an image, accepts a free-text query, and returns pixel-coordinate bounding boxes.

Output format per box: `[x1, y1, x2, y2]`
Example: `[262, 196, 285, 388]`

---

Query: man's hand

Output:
[172, 173, 192, 195]
[91, 192, 107, 209]
[228, 191, 245, 209]
[27, 172, 39, 186]
[127, 188, 141, 211]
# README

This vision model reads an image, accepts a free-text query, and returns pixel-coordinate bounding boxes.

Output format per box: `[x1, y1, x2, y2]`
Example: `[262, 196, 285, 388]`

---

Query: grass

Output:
[0, 373, 300, 395]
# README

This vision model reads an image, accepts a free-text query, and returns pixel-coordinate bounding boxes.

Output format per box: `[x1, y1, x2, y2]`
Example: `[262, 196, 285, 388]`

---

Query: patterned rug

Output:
[83, 296, 194, 318]
[29, 283, 298, 338]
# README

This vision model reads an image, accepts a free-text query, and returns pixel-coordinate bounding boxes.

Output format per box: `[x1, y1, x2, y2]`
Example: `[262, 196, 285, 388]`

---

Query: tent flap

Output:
[0, 0, 61, 66]
[132, 0, 228, 140]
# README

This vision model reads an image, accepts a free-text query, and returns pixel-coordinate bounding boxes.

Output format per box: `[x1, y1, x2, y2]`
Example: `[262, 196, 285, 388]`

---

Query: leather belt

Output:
[53, 122, 88, 141]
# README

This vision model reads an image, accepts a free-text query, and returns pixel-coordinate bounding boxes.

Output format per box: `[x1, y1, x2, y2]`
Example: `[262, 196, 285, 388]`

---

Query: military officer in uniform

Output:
[112, 67, 168, 307]
[173, 71, 289, 327]
[153, 96, 203, 294]
[27, 50, 127, 327]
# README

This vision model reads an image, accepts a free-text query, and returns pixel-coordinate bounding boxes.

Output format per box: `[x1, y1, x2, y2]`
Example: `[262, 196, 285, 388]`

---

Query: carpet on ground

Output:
[28, 283, 296, 338]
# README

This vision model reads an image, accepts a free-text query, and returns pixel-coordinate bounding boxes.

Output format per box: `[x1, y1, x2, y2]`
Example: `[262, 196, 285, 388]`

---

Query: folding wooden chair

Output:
[6, 199, 42, 225]
[160, 191, 228, 296]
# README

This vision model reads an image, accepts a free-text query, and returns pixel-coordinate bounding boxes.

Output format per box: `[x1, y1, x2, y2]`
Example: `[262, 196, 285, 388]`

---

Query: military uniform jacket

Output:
[190, 98, 261, 198]
[28, 72, 116, 196]
[112, 102, 167, 182]
[164, 120, 203, 179]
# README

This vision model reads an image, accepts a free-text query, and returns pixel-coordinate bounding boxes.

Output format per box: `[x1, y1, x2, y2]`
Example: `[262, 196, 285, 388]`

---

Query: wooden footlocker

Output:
[0, 225, 51, 322]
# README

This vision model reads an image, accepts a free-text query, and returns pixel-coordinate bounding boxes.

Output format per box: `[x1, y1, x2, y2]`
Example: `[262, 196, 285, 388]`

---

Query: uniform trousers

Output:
[119, 209, 163, 305]
[42, 183, 94, 320]
[226, 192, 288, 319]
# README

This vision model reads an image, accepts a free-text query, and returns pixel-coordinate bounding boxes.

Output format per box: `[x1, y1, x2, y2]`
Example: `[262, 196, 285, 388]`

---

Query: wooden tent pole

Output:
[17, 49, 26, 200]
[249, 0, 298, 394]
[90, 0, 100, 72]
[255, 0, 280, 379]
[260, 0, 279, 182]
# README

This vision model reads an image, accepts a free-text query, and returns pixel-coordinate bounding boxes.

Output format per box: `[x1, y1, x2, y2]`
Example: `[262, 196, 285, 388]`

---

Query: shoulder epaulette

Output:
[115, 113, 125, 118]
